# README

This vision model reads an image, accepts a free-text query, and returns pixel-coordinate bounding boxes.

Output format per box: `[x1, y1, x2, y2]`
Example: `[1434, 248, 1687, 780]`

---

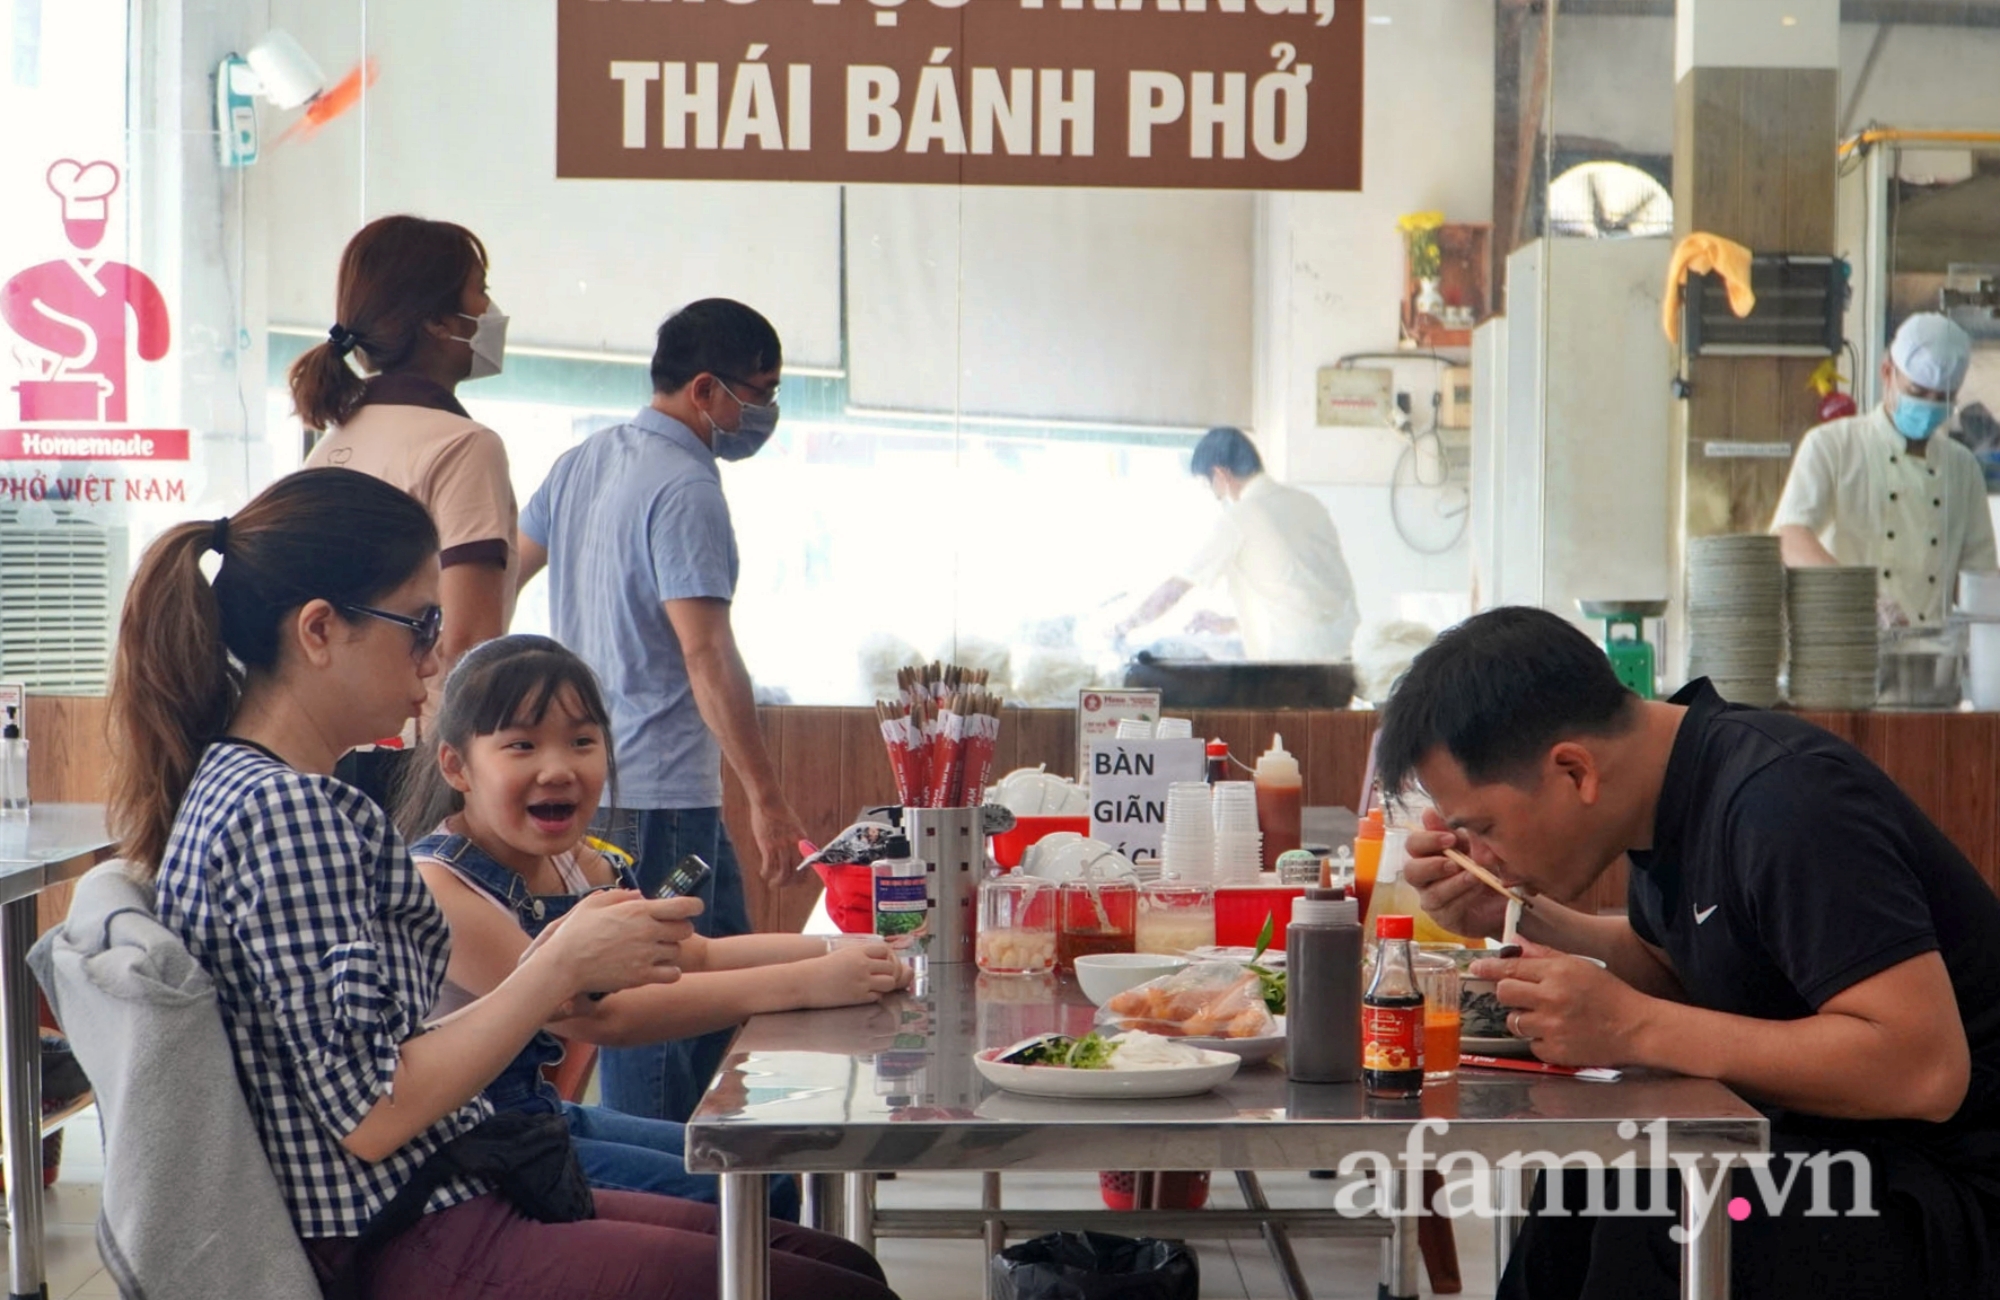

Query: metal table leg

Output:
[1492, 1165, 1526, 1286]
[1235, 1172, 1312, 1300]
[1681, 1164, 1732, 1300]
[844, 1171, 878, 1253]
[1382, 1170, 1420, 1300]
[802, 1173, 846, 1236]
[720, 1173, 771, 1300]
[1, 897, 44, 1300]
[981, 1173, 1004, 1300]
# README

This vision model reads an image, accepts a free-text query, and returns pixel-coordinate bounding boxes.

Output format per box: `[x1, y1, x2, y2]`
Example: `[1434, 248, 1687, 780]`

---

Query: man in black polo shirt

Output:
[1382, 606, 2000, 1298]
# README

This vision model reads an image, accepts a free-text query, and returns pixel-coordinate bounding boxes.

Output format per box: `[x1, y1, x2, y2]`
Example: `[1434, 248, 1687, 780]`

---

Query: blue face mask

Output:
[1891, 392, 1951, 442]
[704, 383, 779, 462]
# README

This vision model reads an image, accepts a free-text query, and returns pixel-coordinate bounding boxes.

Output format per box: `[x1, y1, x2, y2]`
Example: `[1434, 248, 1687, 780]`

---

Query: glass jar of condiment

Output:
[1057, 878, 1137, 971]
[977, 874, 1057, 975]
[1136, 882, 1215, 955]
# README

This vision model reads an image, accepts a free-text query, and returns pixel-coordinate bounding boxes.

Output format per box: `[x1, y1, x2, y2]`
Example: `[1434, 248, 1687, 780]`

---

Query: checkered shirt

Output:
[153, 741, 492, 1238]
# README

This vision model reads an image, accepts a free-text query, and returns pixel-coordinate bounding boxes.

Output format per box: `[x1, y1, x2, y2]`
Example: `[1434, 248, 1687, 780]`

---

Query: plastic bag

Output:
[991, 1231, 1198, 1300]
[1094, 960, 1278, 1040]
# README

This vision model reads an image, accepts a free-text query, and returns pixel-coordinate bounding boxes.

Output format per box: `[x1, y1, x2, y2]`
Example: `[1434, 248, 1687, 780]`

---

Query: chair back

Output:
[546, 1039, 599, 1103]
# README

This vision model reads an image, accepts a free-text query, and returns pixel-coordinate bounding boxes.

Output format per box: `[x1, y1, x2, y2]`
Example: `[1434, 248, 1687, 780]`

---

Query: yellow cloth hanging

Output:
[1663, 233, 1756, 346]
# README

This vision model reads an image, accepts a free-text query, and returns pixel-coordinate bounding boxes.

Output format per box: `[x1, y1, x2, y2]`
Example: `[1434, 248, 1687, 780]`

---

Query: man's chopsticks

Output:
[1441, 847, 1532, 906]
[1442, 846, 1532, 944]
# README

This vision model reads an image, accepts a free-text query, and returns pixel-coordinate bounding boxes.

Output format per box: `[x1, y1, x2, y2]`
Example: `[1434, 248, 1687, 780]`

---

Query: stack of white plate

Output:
[1687, 535, 1786, 707]
[1785, 566, 1879, 710]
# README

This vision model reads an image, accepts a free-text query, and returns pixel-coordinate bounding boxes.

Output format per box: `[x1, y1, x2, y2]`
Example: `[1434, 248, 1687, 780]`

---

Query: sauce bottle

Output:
[1363, 915, 1425, 1098]
[1204, 739, 1232, 786]
[1286, 887, 1362, 1083]
[1352, 809, 1384, 920]
[1253, 734, 1302, 870]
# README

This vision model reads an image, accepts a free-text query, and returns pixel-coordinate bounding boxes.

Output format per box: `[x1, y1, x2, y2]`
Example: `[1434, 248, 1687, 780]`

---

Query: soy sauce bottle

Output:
[1363, 914, 1425, 1098]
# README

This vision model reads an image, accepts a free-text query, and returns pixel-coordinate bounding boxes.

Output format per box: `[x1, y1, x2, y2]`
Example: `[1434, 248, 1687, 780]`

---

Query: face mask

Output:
[452, 302, 509, 380]
[1891, 391, 1951, 442]
[706, 382, 780, 462]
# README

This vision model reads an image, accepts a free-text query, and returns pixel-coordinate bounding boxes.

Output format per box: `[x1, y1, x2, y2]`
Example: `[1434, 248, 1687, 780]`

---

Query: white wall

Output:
[1552, 15, 2000, 157]
[1839, 22, 2000, 132]
[1553, 17, 1675, 156]
[256, 0, 847, 368]
[1254, 0, 1493, 625]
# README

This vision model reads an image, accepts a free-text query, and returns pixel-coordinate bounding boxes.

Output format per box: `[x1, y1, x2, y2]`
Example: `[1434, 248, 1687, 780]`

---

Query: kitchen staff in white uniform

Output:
[1773, 313, 1998, 627]
[1117, 426, 1360, 661]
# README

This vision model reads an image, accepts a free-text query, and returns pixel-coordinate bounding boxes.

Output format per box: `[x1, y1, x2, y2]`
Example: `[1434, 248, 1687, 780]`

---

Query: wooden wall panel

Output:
[29, 696, 2000, 928]
[24, 695, 108, 805]
[1671, 65, 1840, 606]
[773, 708, 846, 934]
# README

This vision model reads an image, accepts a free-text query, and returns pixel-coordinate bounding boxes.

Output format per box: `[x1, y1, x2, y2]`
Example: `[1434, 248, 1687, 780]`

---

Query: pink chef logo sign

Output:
[0, 159, 189, 501]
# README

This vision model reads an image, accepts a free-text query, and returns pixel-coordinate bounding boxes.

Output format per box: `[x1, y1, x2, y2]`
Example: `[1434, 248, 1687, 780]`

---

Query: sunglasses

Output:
[343, 603, 444, 657]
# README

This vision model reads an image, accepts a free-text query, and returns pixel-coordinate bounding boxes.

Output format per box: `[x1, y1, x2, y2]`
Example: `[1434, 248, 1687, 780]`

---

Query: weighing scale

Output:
[1579, 600, 1669, 700]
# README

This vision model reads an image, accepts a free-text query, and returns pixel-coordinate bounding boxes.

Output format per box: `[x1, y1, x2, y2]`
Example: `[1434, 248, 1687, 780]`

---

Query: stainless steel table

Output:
[687, 964, 1768, 1300]
[0, 806, 115, 1300]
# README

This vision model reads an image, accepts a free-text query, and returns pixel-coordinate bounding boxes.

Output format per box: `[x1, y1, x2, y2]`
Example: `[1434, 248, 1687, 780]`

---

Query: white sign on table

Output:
[1076, 689, 1161, 783]
[1088, 738, 1205, 862]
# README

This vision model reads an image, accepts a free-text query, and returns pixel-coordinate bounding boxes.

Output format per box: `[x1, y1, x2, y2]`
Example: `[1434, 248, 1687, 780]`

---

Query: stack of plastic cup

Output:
[1115, 718, 1156, 740]
[1154, 717, 1194, 741]
[1160, 782, 1215, 882]
[1210, 781, 1263, 883]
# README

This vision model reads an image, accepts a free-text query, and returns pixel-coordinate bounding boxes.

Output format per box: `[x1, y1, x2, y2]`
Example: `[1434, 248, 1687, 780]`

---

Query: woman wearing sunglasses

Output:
[106, 466, 898, 1298]
[291, 215, 520, 808]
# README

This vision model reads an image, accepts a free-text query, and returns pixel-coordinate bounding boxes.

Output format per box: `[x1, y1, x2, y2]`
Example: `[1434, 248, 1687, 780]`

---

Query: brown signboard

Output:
[557, 0, 1363, 191]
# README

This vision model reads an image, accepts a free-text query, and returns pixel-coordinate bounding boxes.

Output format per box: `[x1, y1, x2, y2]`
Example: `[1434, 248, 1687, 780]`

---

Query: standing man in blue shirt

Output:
[517, 298, 807, 1123]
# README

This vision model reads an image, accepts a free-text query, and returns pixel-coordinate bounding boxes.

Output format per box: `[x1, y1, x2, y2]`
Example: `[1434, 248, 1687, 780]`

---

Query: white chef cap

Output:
[1890, 313, 1973, 395]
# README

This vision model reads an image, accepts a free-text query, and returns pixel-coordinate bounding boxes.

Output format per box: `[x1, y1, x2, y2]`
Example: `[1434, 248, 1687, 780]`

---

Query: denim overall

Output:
[410, 831, 799, 1218]
[412, 832, 638, 1116]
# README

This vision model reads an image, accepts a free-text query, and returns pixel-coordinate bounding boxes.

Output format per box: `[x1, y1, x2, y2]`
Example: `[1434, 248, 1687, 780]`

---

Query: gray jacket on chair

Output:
[28, 861, 321, 1300]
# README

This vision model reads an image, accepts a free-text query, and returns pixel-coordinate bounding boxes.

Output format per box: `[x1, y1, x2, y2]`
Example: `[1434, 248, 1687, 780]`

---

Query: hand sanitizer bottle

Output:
[1, 707, 27, 815]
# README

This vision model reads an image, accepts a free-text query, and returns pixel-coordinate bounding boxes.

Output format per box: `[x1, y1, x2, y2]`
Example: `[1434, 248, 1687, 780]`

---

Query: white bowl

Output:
[1073, 953, 1191, 1006]
[1022, 832, 1084, 877]
[1038, 838, 1136, 884]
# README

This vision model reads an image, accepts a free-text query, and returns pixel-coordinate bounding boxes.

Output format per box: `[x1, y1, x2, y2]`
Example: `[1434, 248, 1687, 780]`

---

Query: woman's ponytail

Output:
[108, 521, 238, 874]
[287, 340, 366, 434]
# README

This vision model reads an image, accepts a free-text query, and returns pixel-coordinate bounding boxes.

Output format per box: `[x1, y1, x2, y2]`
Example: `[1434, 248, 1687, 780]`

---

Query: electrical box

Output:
[1441, 366, 1473, 429]
[216, 55, 260, 168]
[1315, 366, 1393, 427]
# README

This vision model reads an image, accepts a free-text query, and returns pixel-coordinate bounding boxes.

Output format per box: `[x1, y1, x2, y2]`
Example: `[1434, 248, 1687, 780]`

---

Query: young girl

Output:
[111, 467, 896, 1299]
[397, 635, 907, 1214]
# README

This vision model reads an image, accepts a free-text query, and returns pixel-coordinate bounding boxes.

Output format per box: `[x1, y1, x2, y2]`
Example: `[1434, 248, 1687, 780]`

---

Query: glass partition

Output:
[6, 0, 1485, 706]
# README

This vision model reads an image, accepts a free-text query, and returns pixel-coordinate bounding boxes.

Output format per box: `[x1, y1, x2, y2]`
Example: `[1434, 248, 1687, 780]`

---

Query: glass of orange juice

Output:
[1416, 954, 1461, 1083]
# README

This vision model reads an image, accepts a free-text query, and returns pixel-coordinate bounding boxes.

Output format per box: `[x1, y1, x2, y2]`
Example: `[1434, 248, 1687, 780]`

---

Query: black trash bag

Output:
[991, 1231, 1199, 1300]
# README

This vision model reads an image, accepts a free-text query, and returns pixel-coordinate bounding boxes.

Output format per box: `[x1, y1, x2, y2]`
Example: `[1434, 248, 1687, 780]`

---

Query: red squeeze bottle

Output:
[1253, 734, 1303, 870]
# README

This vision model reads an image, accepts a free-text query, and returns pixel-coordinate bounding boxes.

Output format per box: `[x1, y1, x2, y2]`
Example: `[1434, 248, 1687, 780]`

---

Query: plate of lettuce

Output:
[974, 1030, 1241, 1099]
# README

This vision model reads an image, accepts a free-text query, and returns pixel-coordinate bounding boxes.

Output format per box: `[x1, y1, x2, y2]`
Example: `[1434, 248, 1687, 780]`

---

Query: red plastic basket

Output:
[1098, 1170, 1211, 1211]
[990, 815, 1091, 869]
[813, 863, 878, 934]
